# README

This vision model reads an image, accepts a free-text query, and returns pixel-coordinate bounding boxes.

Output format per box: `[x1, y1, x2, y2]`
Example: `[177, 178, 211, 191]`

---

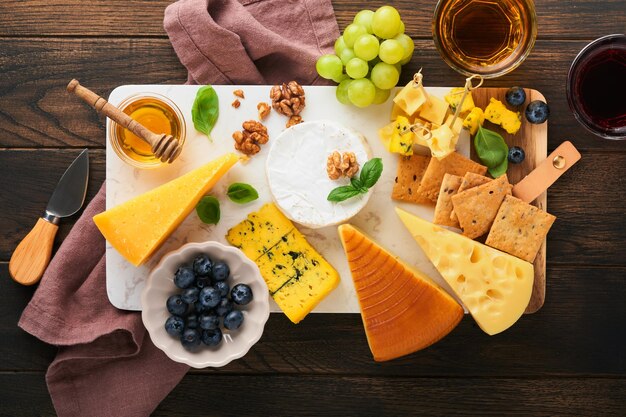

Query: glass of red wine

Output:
[567, 34, 626, 140]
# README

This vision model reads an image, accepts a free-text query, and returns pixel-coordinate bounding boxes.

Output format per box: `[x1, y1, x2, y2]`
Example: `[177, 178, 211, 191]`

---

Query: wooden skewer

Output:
[67, 79, 182, 164]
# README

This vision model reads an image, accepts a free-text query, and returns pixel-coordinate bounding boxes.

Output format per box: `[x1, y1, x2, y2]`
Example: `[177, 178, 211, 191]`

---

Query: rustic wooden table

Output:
[1, 1, 625, 415]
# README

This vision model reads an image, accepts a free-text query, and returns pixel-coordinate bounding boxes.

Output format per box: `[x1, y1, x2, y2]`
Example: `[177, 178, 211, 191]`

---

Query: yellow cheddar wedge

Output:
[339, 224, 463, 362]
[395, 208, 534, 335]
[226, 203, 339, 324]
[93, 153, 238, 266]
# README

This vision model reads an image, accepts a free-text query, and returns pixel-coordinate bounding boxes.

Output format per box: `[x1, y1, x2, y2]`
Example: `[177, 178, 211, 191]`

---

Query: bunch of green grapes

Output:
[316, 6, 415, 108]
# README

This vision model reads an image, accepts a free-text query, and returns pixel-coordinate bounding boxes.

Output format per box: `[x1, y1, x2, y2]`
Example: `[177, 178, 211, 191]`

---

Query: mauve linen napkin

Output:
[18, 1, 339, 416]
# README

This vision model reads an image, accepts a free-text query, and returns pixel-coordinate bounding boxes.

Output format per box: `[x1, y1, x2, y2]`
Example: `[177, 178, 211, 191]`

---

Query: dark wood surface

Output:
[0, 1, 624, 415]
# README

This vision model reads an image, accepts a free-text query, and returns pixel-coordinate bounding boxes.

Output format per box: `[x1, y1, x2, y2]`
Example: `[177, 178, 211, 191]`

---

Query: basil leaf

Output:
[227, 183, 259, 204]
[474, 126, 508, 168]
[359, 158, 384, 189]
[192, 86, 219, 139]
[327, 185, 362, 202]
[489, 157, 508, 178]
[196, 196, 220, 224]
[350, 177, 363, 189]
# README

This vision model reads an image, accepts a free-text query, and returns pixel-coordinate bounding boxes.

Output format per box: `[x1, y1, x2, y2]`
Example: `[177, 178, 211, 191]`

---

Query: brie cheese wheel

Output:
[266, 120, 373, 229]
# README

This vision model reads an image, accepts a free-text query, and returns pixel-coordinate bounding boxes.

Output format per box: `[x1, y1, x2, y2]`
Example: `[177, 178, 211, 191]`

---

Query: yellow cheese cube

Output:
[428, 124, 458, 160]
[396, 208, 534, 336]
[444, 114, 464, 135]
[393, 81, 429, 116]
[379, 116, 414, 156]
[417, 95, 449, 126]
[226, 203, 294, 261]
[226, 203, 340, 324]
[390, 103, 411, 121]
[378, 121, 395, 152]
[484, 98, 521, 134]
[444, 88, 475, 114]
[93, 153, 239, 266]
[463, 107, 485, 135]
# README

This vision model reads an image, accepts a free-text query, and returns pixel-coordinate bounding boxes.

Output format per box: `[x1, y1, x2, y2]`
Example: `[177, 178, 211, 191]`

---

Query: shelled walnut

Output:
[232, 120, 269, 156]
[286, 115, 303, 128]
[233, 89, 245, 99]
[270, 81, 305, 117]
[327, 151, 359, 180]
[231, 99, 241, 108]
[257, 102, 270, 120]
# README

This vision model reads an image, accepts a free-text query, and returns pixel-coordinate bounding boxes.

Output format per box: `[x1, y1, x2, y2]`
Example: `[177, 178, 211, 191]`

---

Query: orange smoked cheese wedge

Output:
[338, 224, 463, 362]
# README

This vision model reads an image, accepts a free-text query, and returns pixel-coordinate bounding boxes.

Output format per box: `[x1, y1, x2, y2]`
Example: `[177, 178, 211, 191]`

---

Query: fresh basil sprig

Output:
[474, 126, 509, 177]
[327, 158, 383, 203]
[196, 196, 220, 224]
[227, 183, 259, 204]
[192, 85, 219, 140]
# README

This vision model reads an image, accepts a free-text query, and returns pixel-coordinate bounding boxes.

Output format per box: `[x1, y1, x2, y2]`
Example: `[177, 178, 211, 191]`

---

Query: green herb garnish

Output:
[196, 196, 220, 224]
[327, 158, 383, 203]
[474, 126, 509, 177]
[227, 183, 259, 204]
[191, 86, 219, 140]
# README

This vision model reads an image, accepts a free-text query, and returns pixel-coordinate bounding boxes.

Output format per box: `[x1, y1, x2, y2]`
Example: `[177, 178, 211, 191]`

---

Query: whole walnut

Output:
[232, 120, 269, 156]
[270, 81, 306, 117]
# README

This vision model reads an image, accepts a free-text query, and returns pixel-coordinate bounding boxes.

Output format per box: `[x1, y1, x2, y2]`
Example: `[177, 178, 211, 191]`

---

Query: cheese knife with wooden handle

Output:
[9, 149, 89, 285]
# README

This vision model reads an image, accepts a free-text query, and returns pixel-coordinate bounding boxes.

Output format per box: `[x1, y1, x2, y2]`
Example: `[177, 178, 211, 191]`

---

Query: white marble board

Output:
[106, 85, 470, 311]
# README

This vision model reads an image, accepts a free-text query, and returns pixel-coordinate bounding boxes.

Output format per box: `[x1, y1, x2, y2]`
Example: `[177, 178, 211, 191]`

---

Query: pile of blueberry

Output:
[164, 254, 253, 351]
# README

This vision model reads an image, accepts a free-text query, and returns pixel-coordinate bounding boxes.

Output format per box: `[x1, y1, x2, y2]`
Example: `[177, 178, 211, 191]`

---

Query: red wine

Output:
[568, 35, 626, 138]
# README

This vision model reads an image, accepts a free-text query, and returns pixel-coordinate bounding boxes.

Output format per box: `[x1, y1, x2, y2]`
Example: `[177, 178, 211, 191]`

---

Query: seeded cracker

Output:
[433, 174, 463, 227]
[486, 195, 556, 263]
[451, 174, 511, 239]
[392, 154, 432, 204]
[415, 152, 488, 203]
[449, 172, 493, 223]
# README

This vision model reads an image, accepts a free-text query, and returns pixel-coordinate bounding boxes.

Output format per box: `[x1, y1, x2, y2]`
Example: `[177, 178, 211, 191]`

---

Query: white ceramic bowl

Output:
[141, 241, 270, 368]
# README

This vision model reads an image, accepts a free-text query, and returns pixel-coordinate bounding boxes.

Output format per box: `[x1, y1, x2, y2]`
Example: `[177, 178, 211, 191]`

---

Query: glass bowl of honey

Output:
[433, 0, 537, 78]
[109, 93, 186, 168]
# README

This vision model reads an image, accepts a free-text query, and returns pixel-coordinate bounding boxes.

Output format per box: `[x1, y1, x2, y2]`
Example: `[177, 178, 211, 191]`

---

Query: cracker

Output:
[450, 172, 493, 222]
[391, 154, 432, 205]
[486, 195, 556, 263]
[415, 152, 488, 203]
[451, 174, 511, 239]
[433, 174, 463, 227]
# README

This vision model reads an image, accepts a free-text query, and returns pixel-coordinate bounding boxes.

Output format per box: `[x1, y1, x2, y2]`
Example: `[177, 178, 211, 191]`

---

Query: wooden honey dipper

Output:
[67, 79, 182, 163]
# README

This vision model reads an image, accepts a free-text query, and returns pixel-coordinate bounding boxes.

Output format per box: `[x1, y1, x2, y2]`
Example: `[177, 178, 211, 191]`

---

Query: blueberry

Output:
[174, 266, 196, 289]
[185, 314, 199, 329]
[195, 276, 212, 289]
[181, 287, 200, 304]
[181, 328, 201, 350]
[525, 100, 549, 124]
[214, 281, 230, 298]
[505, 86, 526, 107]
[164, 315, 185, 337]
[199, 286, 221, 309]
[212, 261, 230, 281]
[199, 313, 220, 330]
[223, 310, 244, 330]
[194, 301, 208, 314]
[201, 328, 223, 346]
[193, 254, 213, 276]
[166, 295, 188, 316]
[215, 297, 233, 317]
[231, 284, 253, 305]
[508, 146, 526, 164]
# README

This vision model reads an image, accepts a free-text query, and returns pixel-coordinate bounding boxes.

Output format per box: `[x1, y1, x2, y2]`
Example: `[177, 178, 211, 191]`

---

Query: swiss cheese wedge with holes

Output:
[396, 207, 534, 335]
[338, 224, 463, 362]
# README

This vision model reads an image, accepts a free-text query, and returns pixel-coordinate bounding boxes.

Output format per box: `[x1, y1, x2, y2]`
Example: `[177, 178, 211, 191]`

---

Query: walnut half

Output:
[270, 81, 306, 117]
[327, 151, 359, 180]
[232, 120, 269, 156]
